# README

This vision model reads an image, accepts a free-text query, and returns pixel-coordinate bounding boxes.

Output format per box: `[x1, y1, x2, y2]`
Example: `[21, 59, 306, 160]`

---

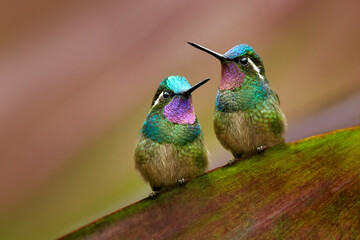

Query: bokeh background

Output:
[0, 1, 359, 239]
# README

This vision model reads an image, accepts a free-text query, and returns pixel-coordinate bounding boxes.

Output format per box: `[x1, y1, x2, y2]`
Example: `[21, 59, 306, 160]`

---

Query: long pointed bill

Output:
[187, 42, 226, 61]
[181, 78, 210, 97]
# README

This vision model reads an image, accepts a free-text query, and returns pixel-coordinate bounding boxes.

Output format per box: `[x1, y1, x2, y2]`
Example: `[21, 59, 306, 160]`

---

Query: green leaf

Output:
[60, 126, 360, 240]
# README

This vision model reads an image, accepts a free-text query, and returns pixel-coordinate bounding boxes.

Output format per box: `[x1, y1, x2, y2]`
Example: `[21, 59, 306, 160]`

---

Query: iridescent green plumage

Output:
[188, 42, 286, 159]
[135, 76, 209, 195]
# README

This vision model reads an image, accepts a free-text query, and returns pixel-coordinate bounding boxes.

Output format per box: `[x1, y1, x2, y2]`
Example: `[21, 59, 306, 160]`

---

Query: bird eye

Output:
[239, 57, 248, 65]
[163, 92, 170, 99]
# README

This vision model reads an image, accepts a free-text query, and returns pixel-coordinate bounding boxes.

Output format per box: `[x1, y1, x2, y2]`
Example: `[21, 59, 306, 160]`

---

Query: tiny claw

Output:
[227, 153, 242, 165]
[178, 178, 186, 186]
[149, 191, 159, 199]
[256, 146, 267, 154]
[227, 159, 236, 165]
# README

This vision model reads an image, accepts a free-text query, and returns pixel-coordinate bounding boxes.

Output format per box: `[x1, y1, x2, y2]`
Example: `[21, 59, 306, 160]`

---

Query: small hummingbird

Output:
[188, 42, 286, 163]
[135, 76, 209, 197]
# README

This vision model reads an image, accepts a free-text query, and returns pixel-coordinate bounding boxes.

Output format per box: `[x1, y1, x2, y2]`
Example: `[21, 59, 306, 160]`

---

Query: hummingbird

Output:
[188, 42, 286, 163]
[135, 76, 209, 197]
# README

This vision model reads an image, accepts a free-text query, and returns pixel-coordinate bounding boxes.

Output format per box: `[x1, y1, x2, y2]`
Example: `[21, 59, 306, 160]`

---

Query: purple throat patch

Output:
[219, 62, 245, 90]
[163, 96, 195, 124]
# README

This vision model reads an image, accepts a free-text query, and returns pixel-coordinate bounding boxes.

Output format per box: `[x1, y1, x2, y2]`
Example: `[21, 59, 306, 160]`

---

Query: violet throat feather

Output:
[135, 76, 209, 196]
[188, 42, 286, 160]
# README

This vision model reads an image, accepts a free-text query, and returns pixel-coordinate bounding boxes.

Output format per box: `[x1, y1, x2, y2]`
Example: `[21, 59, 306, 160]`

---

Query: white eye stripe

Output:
[153, 92, 163, 107]
[248, 58, 264, 81]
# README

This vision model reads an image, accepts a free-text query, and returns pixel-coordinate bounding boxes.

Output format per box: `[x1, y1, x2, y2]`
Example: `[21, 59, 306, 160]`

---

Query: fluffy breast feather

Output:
[134, 133, 208, 188]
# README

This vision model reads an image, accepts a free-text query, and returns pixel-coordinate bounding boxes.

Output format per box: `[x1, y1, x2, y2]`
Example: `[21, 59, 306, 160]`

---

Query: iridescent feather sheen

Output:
[188, 42, 286, 158]
[135, 76, 208, 192]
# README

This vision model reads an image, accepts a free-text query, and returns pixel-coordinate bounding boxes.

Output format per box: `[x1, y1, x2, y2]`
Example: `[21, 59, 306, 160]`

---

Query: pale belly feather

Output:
[214, 106, 286, 157]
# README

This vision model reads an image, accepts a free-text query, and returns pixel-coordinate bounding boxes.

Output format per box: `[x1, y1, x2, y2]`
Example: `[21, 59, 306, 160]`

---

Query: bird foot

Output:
[149, 191, 159, 199]
[256, 146, 268, 154]
[149, 186, 161, 199]
[227, 154, 242, 165]
[227, 159, 236, 165]
[178, 178, 186, 186]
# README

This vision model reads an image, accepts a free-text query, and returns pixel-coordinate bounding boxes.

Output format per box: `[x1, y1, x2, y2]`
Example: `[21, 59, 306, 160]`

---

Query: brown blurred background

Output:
[0, 0, 359, 239]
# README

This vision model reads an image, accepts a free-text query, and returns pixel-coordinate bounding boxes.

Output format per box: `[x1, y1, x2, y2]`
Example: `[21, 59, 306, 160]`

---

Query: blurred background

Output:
[0, 0, 359, 239]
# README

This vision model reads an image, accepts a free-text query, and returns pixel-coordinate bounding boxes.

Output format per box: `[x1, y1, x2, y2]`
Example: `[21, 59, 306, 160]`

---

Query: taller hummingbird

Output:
[135, 76, 209, 197]
[188, 42, 286, 162]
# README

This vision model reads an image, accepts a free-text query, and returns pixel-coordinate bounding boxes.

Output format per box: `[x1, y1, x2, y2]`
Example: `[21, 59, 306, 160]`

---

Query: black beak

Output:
[187, 42, 226, 61]
[181, 78, 210, 97]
